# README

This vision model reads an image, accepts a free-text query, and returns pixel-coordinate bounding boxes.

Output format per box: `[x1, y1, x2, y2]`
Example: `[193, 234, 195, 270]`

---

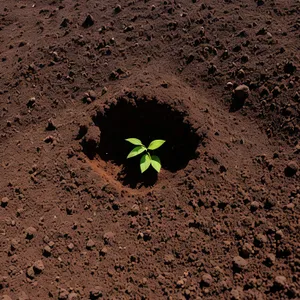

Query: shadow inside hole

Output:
[87, 96, 201, 188]
[117, 156, 158, 188]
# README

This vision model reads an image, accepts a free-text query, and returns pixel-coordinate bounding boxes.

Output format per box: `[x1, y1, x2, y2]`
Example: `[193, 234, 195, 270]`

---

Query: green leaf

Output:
[147, 139, 166, 150]
[126, 146, 146, 159]
[140, 153, 151, 173]
[125, 138, 143, 146]
[150, 155, 162, 172]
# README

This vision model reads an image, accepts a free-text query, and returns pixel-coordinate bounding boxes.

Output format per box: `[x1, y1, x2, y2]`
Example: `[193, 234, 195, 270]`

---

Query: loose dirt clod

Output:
[274, 276, 287, 288]
[284, 161, 298, 177]
[232, 85, 250, 110]
[82, 15, 94, 28]
[68, 292, 80, 300]
[201, 273, 213, 286]
[67, 243, 75, 251]
[86, 239, 95, 250]
[33, 260, 45, 274]
[58, 289, 69, 300]
[43, 245, 51, 257]
[2, 295, 13, 300]
[103, 232, 115, 245]
[233, 256, 248, 271]
[164, 254, 175, 265]
[89, 286, 103, 299]
[25, 227, 37, 240]
[1, 197, 9, 207]
[26, 267, 35, 279]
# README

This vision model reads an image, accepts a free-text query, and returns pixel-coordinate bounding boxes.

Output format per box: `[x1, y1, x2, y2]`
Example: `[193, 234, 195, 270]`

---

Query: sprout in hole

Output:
[125, 138, 166, 173]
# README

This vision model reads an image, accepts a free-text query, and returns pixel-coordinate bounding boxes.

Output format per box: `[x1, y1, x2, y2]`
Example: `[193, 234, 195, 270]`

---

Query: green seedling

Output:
[125, 138, 166, 173]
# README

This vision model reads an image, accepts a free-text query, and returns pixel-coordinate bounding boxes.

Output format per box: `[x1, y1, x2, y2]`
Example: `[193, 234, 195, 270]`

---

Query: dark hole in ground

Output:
[83, 95, 202, 188]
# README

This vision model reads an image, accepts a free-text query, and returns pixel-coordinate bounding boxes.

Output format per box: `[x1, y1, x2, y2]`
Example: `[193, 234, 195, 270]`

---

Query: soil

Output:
[0, 0, 299, 299]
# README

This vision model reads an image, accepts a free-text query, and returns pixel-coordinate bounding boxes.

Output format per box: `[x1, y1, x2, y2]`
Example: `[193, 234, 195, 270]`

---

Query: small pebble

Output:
[25, 227, 37, 240]
[43, 245, 51, 257]
[201, 273, 213, 286]
[226, 82, 233, 89]
[99, 246, 108, 256]
[26, 266, 35, 279]
[67, 243, 74, 251]
[130, 204, 140, 215]
[86, 239, 95, 250]
[33, 260, 44, 273]
[1, 197, 9, 207]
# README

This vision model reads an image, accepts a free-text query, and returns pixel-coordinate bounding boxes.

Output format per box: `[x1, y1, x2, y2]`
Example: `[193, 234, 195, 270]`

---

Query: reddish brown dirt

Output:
[0, 0, 299, 299]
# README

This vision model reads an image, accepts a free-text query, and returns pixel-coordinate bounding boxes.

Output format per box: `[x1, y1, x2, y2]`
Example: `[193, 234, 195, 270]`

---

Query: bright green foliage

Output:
[125, 138, 143, 146]
[140, 153, 151, 173]
[125, 138, 165, 173]
[148, 140, 165, 150]
[150, 155, 161, 172]
[126, 145, 147, 158]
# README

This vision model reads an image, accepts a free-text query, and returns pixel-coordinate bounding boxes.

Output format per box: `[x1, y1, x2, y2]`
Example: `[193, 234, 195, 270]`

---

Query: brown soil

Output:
[0, 0, 299, 299]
